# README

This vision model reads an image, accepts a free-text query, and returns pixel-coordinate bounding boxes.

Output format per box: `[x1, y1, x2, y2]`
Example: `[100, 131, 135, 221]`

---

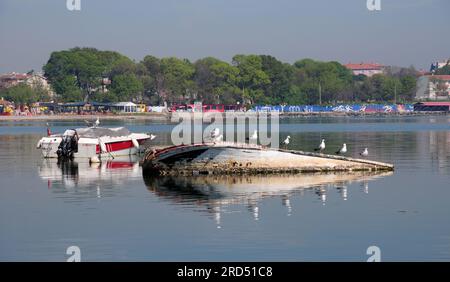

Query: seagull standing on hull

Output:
[214, 134, 223, 142]
[246, 130, 258, 142]
[336, 143, 347, 155]
[314, 139, 326, 152]
[360, 148, 369, 157]
[282, 136, 290, 148]
[84, 118, 100, 127]
[210, 128, 220, 140]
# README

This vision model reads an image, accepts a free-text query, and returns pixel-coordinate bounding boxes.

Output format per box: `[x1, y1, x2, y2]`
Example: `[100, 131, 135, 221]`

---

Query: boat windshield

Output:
[75, 127, 131, 138]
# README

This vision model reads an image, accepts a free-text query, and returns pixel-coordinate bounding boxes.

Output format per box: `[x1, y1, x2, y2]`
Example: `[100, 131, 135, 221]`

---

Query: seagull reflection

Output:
[336, 185, 348, 200]
[247, 199, 259, 221]
[252, 206, 259, 221]
[281, 195, 292, 216]
[315, 187, 327, 205]
[143, 172, 392, 227]
[321, 193, 327, 204]
[212, 206, 221, 229]
[362, 181, 369, 194]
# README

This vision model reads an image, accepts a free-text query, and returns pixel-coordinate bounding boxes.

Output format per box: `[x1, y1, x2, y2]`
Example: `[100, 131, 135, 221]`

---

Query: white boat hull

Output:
[37, 128, 151, 159]
[142, 142, 394, 175]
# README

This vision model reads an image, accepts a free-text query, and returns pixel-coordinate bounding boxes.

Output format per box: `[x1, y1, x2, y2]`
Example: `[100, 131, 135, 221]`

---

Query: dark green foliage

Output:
[0, 83, 46, 104]
[42, 47, 420, 104]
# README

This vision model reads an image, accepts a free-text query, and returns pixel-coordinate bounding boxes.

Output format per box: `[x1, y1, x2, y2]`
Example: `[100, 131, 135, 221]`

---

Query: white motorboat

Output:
[36, 123, 153, 160]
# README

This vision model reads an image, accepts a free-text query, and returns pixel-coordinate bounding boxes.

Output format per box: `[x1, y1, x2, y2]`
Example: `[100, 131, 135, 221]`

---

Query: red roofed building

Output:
[0, 72, 54, 97]
[0, 72, 30, 89]
[429, 75, 450, 81]
[344, 63, 384, 77]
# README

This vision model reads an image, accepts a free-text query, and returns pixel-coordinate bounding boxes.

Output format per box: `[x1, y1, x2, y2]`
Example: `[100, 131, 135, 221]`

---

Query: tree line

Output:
[0, 76, 51, 105]
[3, 47, 422, 105]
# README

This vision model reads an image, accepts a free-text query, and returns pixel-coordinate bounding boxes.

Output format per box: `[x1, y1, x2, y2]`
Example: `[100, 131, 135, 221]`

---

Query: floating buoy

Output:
[132, 138, 140, 149]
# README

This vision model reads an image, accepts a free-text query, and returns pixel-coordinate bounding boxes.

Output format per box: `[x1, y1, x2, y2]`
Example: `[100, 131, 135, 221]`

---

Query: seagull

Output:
[360, 147, 369, 157]
[150, 134, 157, 140]
[282, 136, 290, 148]
[211, 128, 220, 139]
[214, 134, 223, 142]
[84, 118, 100, 127]
[335, 143, 347, 155]
[248, 130, 258, 141]
[314, 139, 326, 152]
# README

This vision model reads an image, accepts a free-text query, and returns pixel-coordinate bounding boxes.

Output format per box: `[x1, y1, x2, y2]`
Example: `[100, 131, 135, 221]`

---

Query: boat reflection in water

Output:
[143, 172, 392, 228]
[38, 158, 392, 228]
[38, 157, 141, 198]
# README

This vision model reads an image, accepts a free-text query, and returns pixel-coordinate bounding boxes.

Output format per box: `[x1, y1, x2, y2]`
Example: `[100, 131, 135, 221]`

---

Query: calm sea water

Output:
[0, 115, 449, 261]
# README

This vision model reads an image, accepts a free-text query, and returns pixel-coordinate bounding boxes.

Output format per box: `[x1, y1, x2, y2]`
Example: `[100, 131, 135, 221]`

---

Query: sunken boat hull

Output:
[141, 142, 394, 176]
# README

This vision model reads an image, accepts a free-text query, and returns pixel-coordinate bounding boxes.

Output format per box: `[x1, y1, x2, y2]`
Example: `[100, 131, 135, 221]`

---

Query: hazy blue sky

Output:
[0, 0, 449, 73]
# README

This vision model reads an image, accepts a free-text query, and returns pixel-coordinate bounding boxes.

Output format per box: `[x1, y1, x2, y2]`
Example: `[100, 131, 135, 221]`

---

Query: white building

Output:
[416, 75, 450, 100]
[0, 72, 54, 97]
[26, 73, 55, 97]
[112, 102, 138, 113]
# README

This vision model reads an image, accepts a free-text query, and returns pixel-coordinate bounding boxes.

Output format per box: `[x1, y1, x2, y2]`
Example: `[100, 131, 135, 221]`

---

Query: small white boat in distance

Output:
[36, 124, 153, 160]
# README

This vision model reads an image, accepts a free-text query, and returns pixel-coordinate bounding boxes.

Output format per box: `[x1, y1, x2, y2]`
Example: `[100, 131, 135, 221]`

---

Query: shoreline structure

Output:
[0, 111, 448, 122]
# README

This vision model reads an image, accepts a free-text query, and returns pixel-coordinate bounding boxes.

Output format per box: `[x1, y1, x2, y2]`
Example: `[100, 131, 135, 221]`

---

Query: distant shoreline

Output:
[0, 111, 448, 122]
[0, 113, 170, 122]
[277, 111, 449, 117]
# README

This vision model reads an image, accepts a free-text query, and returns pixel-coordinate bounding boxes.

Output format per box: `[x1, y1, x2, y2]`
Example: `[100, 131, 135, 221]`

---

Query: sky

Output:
[0, 0, 449, 73]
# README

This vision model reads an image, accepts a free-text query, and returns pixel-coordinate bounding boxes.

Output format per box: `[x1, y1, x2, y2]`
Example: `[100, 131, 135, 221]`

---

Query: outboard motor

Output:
[57, 129, 79, 159]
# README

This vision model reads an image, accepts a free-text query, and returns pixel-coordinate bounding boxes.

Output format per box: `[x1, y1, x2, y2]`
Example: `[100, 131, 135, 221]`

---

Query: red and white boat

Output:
[36, 123, 155, 160]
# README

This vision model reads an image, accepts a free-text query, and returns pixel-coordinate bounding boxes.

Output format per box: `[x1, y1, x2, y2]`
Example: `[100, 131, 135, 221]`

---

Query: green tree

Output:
[259, 55, 295, 104]
[42, 47, 419, 105]
[381, 76, 399, 101]
[285, 85, 308, 105]
[110, 74, 144, 101]
[194, 57, 240, 103]
[141, 56, 163, 103]
[292, 59, 353, 104]
[43, 47, 129, 102]
[232, 55, 270, 104]
[0, 83, 37, 104]
[31, 80, 52, 102]
[399, 75, 417, 101]
[109, 57, 137, 77]
[160, 57, 195, 103]
[435, 64, 450, 75]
